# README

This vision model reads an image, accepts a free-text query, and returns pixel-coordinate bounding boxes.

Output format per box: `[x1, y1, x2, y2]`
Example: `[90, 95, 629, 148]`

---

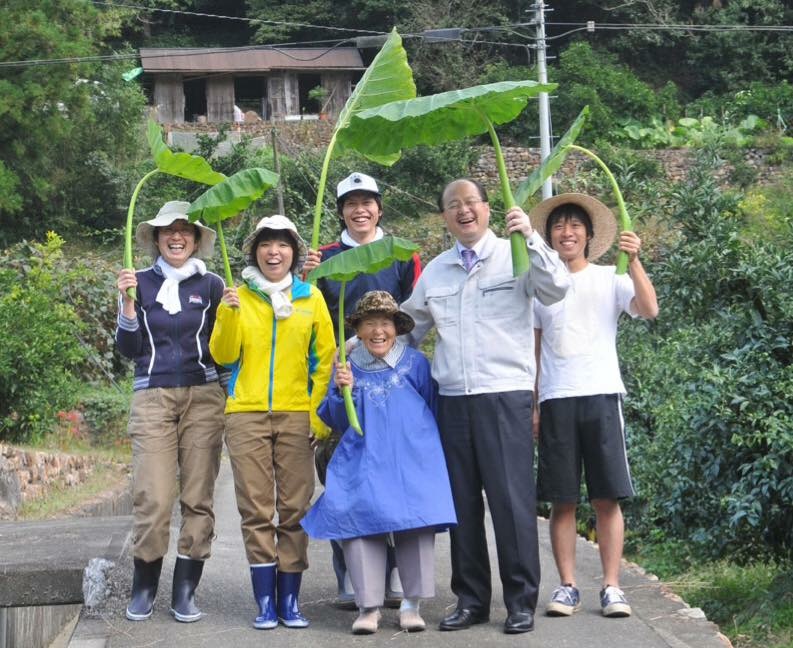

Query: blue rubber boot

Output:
[250, 564, 278, 629]
[276, 571, 309, 628]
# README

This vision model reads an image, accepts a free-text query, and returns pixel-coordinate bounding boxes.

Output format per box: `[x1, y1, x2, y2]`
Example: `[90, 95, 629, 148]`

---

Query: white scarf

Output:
[340, 226, 384, 248]
[155, 257, 206, 315]
[242, 265, 294, 319]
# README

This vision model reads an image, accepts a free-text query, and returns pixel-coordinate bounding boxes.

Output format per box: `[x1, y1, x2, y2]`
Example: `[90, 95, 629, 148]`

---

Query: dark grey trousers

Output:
[438, 390, 540, 614]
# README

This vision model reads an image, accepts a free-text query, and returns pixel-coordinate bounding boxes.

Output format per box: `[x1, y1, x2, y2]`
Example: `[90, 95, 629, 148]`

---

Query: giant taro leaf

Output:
[514, 106, 589, 207]
[307, 236, 420, 284]
[310, 28, 416, 249]
[147, 120, 226, 186]
[187, 168, 279, 224]
[337, 80, 557, 157]
[332, 28, 416, 163]
[307, 236, 420, 436]
[187, 168, 280, 286]
[338, 80, 556, 277]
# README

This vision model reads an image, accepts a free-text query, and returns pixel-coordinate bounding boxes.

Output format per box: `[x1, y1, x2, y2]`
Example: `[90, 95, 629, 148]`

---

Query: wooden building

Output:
[140, 46, 365, 124]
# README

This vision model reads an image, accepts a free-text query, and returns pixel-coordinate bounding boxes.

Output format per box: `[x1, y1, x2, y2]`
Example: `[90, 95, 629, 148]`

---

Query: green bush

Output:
[0, 233, 88, 441]
[620, 150, 793, 562]
[551, 42, 681, 144]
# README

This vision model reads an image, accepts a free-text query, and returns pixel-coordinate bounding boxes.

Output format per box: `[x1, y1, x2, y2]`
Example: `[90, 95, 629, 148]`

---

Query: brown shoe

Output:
[352, 608, 381, 634]
[399, 609, 426, 632]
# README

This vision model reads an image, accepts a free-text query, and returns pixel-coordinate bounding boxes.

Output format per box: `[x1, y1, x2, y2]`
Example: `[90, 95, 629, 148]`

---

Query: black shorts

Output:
[536, 394, 635, 503]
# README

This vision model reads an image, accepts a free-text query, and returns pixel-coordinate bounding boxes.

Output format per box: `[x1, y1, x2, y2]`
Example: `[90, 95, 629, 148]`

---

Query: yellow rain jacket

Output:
[210, 275, 335, 438]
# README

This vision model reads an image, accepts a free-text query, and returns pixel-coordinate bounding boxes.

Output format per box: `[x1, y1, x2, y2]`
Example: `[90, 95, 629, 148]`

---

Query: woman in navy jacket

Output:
[116, 201, 226, 624]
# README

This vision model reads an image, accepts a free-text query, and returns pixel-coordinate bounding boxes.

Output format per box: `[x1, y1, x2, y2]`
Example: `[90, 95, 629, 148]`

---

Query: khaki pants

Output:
[225, 411, 314, 570]
[128, 382, 225, 562]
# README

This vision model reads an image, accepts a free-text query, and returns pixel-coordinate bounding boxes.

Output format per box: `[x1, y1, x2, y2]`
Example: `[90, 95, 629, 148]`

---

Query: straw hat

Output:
[528, 193, 617, 262]
[346, 291, 415, 335]
[135, 201, 216, 259]
[242, 214, 308, 273]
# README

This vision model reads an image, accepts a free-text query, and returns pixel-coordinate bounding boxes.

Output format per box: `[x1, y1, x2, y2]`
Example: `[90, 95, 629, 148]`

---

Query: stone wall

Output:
[469, 146, 783, 190]
[0, 444, 97, 519]
[169, 121, 784, 188]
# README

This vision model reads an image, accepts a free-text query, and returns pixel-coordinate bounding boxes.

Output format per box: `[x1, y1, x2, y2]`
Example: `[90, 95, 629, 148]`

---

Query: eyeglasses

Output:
[443, 198, 485, 213]
[160, 225, 196, 237]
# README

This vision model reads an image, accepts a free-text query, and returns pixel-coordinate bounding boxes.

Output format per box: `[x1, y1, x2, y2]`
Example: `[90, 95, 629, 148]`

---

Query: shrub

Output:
[620, 150, 793, 561]
[0, 233, 88, 442]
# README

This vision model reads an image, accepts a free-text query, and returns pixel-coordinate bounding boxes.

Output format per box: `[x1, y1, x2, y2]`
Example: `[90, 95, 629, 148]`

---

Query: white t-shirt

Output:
[534, 263, 636, 402]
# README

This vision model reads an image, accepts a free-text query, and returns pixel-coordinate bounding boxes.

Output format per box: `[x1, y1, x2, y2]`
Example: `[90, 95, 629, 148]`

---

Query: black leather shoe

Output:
[439, 608, 490, 631]
[504, 610, 535, 634]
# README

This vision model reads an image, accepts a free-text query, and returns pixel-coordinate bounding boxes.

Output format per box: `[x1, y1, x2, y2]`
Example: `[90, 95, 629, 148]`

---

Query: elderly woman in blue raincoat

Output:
[301, 290, 457, 635]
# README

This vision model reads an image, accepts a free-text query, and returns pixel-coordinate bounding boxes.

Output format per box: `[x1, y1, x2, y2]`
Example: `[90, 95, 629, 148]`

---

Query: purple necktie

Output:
[461, 248, 477, 272]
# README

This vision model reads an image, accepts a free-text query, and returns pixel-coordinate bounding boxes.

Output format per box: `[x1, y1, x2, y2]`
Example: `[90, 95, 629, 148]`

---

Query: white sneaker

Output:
[600, 585, 632, 617]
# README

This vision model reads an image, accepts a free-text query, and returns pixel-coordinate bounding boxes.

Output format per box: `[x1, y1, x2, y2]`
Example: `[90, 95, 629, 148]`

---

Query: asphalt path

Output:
[69, 455, 731, 648]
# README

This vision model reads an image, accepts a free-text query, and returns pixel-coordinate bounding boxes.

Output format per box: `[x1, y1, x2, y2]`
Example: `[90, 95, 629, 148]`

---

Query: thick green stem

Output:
[338, 281, 363, 436]
[485, 118, 530, 277]
[567, 145, 632, 274]
[215, 220, 233, 287]
[311, 132, 338, 256]
[124, 168, 160, 299]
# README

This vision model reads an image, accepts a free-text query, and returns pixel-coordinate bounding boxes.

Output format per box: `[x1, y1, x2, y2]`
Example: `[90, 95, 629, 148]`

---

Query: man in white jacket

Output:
[400, 178, 570, 634]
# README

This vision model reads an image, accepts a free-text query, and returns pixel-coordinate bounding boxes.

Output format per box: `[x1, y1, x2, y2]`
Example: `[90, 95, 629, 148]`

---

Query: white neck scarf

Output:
[155, 257, 206, 315]
[340, 226, 384, 248]
[242, 265, 294, 319]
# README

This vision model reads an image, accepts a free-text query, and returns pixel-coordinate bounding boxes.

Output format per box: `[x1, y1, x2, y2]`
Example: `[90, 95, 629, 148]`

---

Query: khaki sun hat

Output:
[346, 291, 415, 336]
[528, 193, 618, 262]
[242, 214, 308, 273]
[135, 200, 216, 260]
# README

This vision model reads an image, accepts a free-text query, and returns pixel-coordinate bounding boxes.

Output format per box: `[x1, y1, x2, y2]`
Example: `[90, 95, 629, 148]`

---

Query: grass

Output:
[628, 543, 793, 648]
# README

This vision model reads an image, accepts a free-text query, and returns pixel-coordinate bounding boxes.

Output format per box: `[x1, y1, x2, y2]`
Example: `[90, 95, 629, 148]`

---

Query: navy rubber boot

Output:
[169, 556, 204, 623]
[276, 571, 309, 628]
[250, 564, 278, 629]
[126, 557, 163, 621]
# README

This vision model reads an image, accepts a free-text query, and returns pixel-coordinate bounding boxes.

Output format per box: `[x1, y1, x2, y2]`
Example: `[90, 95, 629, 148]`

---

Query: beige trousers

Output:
[128, 382, 225, 562]
[342, 530, 436, 608]
[225, 411, 314, 570]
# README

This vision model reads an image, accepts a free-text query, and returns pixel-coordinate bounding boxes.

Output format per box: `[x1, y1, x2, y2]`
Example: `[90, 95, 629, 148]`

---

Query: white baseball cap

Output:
[336, 172, 381, 201]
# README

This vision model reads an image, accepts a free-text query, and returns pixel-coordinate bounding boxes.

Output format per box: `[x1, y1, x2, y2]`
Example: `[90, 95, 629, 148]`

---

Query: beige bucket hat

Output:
[135, 200, 216, 259]
[528, 193, 617, 262]
[242, 214, 308, 273]
[346, 291, 415, 335]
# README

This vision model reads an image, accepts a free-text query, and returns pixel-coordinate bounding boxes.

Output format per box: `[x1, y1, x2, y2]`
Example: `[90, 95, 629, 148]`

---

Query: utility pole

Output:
[534, 0, 553, 199]
[271, 128, 285, 215]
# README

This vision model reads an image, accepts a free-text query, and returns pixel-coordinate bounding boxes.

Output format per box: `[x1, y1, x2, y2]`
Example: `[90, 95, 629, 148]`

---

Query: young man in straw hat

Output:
[529, 193, 658, 619]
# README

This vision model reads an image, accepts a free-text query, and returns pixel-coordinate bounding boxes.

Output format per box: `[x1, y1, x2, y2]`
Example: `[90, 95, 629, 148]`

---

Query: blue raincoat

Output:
[301, 343, 457, 540]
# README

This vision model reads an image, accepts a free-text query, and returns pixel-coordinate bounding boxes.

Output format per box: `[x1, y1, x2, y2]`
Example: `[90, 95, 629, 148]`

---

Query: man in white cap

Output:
[303, 172, 421, 609]
[529, 193, 658, 620]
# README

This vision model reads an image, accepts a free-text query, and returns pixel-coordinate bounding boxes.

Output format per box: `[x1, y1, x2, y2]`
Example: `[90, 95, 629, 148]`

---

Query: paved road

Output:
[69, 456, 731, 648]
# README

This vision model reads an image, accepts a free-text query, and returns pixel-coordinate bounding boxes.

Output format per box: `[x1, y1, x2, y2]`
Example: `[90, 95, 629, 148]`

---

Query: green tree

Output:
[0, 0, 146, 244]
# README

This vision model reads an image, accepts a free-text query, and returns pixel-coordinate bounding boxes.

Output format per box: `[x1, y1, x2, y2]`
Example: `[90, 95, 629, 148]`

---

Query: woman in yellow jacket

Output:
[210, 215, 334, 630]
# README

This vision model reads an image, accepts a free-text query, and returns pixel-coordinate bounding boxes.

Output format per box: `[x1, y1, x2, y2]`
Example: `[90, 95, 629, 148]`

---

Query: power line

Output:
[91, 1, 386, 35]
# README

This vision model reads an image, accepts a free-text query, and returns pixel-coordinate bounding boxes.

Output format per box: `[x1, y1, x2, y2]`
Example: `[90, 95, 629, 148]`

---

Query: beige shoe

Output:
[352, 608, 381, 634]
[399, 608, 426, 632]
